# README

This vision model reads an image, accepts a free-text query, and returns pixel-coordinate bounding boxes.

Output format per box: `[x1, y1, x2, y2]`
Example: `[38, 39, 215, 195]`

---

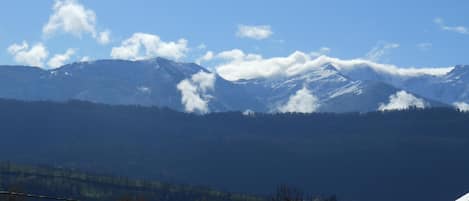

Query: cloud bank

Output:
[378, 91, 427, 111]
[236, 25, 273, 40]
[111, 33, 189, 61]
[177, 71, 216, 113]
[212, 49, 453, 81]
[278, 87, 319, 113]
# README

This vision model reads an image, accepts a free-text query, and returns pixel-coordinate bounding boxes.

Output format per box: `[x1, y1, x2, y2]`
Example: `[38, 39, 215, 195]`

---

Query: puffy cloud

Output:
[213, 49, 453, 81]
[191, 70, 216, 92]
[434, 17, 469, 35]
[278, 87, 319, 113]
[177, 80, 208, 113]
[43, 0, 111, 44]
[378, 91, 427, 111]
[111, 33, 189, 61]
[454, 102, 469, 112]
[47, 48, 76, 69]
[236, 24, 273, 40]
[43, 0, 97, 37]
[195, 51, 214, 65]
[365, 42, 399, 62]
[7, 42, 28, 54]
[97, 30, 111, 45]
[177, 71, 216, 113]
[310, 47, 331, 57]
[7, 41, 49, 67]
[217, 49, 262, 61]
[417, 43, 432, 51]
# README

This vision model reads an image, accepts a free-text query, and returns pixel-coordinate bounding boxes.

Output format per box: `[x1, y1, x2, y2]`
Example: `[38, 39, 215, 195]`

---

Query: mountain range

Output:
[0, 57, 467, 113]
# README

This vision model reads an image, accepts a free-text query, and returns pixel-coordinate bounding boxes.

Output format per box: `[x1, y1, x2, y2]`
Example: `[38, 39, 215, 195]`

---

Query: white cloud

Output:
[236, 24, 273, 40]
[47, 48, 76, 69]
[177, 80, 208, 113]
[177, 71, 216, 113]
[454, 102, 469, 112]
[43, 0, 111, 44]
[217, 49, 262, 61]
[7, 41, 49, 67]
[80, 56, 91, 62]
[310, 47, 331, 57]
[213, 49, 453, 81]
[378, 91, 427, 111]
[97, 30, 111, 45]
[434, 17, 469, 35]
[417, 43, 432, 51]
[7, 42, 28, 54]
[111, 33, 189, 61]
[43, 0, 97, 37]
[365, 42, 400, 62]
[195, 51, 214, 65]
[278, 87, 319, 113]
[191, 70, 216, 92]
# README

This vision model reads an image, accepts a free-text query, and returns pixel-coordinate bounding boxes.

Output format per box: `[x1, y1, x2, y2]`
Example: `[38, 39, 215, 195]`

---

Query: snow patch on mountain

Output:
[329, 82, 363, 99]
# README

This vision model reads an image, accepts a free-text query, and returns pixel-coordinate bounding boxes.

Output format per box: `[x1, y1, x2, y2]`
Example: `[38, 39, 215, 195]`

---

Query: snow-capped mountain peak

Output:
[0, 58, 462, 113]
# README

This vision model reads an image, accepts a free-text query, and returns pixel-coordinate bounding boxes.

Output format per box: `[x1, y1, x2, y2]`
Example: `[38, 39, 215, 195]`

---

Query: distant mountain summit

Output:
[0, 58, 461, 113]
[332, 62, 469, 108]
[0, 58, 264, 113]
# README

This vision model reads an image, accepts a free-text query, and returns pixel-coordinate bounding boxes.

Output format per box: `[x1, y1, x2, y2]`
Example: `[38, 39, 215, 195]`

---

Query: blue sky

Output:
[1, 0, 469, 69]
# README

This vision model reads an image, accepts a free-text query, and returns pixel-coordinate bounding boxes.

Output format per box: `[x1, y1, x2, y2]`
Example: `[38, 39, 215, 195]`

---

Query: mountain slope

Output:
[0, 58, 263, 113]
[0, 58, 453, 113]
[238, 64, 440, 113]
[331, 63, 469, 107]
[401, 65, 469, 104]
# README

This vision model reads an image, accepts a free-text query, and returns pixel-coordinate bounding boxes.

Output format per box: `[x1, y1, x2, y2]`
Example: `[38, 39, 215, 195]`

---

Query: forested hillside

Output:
[0, 162, 337, 201]
[0, 99, 468, 201]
